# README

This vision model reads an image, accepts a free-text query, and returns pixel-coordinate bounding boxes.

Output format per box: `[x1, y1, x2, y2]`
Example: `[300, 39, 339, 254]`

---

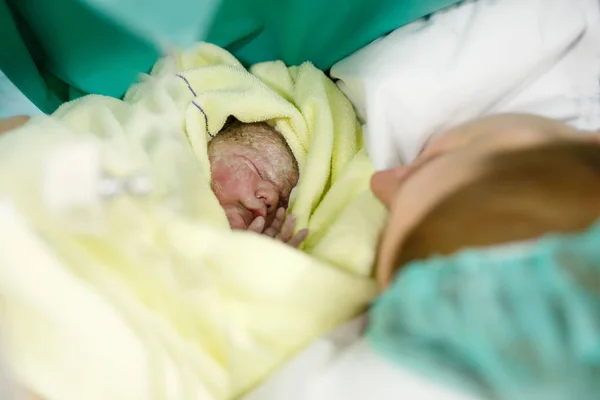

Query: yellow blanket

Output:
[0, 44, 386, 400]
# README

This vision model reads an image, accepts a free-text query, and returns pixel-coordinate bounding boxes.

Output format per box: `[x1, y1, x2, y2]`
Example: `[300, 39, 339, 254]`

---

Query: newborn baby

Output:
[208, 119, 308, 247]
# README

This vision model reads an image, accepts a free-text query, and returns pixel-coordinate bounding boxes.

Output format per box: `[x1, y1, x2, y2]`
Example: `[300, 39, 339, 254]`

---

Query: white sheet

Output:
[331, 0, 600, 169]
[242, 318, 478, 400]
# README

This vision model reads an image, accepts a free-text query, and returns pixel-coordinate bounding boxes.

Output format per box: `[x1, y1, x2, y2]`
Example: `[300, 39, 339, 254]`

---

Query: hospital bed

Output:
[1, 0, 600, 399]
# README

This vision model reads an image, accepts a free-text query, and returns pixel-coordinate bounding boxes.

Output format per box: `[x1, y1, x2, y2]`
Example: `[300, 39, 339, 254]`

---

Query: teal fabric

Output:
[209, 0, 464, 69]
[0, 0, 462, 114]
[368, 223, 600, 400]
[0, 70, 43, 118]
[81, 0, 220, 50]
[0, 0, 62, 114]
[3, 0, 162, 111]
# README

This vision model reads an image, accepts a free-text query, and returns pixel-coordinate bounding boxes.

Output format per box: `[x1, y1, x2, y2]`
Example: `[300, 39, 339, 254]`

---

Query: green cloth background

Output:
[0, 0, 462, 114]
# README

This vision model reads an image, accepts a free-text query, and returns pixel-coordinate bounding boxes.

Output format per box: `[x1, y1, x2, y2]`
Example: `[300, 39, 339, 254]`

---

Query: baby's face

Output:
[209, 142, 297, 230]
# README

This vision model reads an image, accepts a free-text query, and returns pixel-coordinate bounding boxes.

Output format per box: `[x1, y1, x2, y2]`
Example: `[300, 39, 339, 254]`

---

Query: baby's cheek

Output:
[223, 178, 254, 202]
[213, 170, 242, 199]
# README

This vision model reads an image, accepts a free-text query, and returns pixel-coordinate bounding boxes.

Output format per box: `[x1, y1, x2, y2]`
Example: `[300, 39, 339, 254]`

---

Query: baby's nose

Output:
[256, 186, 280, 213]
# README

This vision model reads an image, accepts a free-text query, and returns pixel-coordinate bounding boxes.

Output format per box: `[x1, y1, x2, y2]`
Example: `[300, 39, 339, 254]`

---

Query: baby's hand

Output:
[248, 207, 309, 248]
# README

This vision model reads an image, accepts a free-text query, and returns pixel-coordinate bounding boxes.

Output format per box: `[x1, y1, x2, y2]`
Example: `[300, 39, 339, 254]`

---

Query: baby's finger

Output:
[264, 208, 286, 237]
[248, 216, 265, 233]
[272, 207, 286, 229]
[277, 214, 296, 241]
[288, 229, 309, 248]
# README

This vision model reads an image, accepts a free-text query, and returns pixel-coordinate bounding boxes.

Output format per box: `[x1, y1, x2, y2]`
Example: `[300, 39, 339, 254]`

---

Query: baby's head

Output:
[372, 114, 600, 287]
[208, 120, 299, 230]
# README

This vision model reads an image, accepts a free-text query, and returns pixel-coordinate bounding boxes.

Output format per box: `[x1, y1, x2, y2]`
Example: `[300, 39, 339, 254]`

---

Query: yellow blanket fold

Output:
[140, 43, 387, 274]
[0, 43, 385, 400]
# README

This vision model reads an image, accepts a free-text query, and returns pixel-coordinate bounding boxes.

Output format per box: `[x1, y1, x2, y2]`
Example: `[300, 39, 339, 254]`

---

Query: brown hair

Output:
[393, 141, 600, 272]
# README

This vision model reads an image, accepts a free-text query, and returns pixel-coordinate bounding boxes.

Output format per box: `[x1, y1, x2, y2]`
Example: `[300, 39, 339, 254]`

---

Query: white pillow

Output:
[331, 0, 599, 169]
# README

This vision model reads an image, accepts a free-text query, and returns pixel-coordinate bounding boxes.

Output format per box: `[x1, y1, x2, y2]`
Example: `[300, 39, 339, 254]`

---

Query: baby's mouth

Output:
[235, 205, 265, 228]
[253, 205, 268, 219]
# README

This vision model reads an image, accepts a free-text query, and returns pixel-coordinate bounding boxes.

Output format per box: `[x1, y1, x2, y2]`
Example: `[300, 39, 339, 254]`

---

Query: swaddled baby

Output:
[208, 119, 308, 247]
[0, 116, 308, 248]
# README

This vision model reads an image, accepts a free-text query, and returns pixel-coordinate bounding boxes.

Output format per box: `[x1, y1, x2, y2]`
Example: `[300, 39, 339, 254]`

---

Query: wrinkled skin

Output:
[209, 136, 308, 247]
